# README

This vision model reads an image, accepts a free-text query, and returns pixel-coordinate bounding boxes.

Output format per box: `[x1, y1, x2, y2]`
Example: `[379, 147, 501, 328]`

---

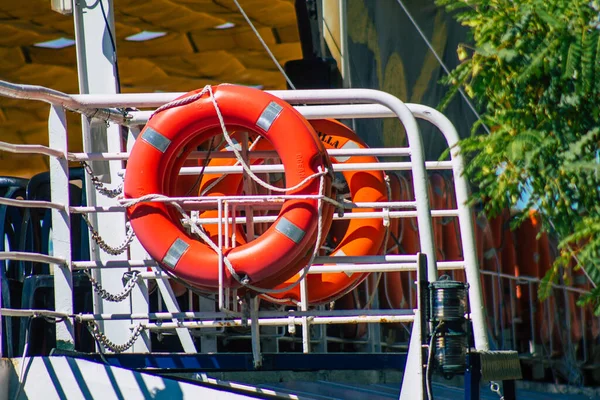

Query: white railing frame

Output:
[0, 86, 493, 399]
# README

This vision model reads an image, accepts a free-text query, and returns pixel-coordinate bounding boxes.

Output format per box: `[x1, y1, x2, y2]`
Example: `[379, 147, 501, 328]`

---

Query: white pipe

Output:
[72, 259, 157, 269]
[0, 251, 66, 265]
[0, 79, 127, 124]
[0, 197, 66, 211]
[128, 104, 401, 124]
[70, 146, 411, 161]
[0, 308, 70, 319]
[161, 160, 452, 176]
[72, 254, 419, 270]
[306, 262, 461, 274]
[186, 209, 459, 226]
[0, 140, 65, 158]
[479, 270, 590, 294]
[140, 314, 415, 331]
[408, 103, 489, 351]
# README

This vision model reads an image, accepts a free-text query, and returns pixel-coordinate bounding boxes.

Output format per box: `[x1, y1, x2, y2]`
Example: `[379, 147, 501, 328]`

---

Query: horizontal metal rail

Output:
[170, 160, 452, 176]
[0, 196, 66, 211]
[0, 140, 65, 158]
[0, 308, 70, 319]
[140, 315, 416, 331]
[76, 308, 414, 322]
[70, 258, 464, 272]
[479, 269, 590, 295]
[72, 147, 412, 161]
[0, 251, 66, 265]
[0, 80, 128, 124]
[71, 254, 420, 270]
[187, 209, 459, 226]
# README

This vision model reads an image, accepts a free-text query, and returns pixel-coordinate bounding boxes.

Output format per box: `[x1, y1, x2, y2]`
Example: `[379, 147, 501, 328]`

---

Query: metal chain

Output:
[80, 160, 123, 198]
[84, 269, 140, 302]
[82, 214, 135, 255]
[87, 320, 144, 353]
[490, 381, 504, 400]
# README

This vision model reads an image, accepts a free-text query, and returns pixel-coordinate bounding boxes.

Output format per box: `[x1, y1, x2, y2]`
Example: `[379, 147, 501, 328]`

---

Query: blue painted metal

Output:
[464, 353, 481, 400]
[48, 352, 408, 373]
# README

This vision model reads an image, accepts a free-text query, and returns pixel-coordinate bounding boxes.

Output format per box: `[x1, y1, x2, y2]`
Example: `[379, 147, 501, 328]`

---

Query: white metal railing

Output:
[478, 270, 597, 385]
[0, 83, 490, 399]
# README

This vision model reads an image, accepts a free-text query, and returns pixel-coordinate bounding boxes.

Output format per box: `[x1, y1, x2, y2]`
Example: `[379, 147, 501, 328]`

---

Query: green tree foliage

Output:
[436, 0, 600, 311]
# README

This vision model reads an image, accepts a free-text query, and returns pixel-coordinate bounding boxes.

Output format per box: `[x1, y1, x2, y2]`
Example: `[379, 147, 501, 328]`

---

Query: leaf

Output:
[498, 48, 518, 62]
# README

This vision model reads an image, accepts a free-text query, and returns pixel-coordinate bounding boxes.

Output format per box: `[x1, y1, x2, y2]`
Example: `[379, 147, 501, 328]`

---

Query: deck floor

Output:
[258, 381, 598, 399]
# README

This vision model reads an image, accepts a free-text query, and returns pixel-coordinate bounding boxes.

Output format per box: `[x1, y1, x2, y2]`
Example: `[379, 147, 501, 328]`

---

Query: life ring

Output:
[267, 119, 389, 304]
[193, 119, 387, 303]
[124, 85, 334, 291]
[380, 173, 420, 309]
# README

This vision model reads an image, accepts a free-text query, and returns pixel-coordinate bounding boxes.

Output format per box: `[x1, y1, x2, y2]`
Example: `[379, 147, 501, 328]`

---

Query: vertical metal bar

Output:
[528, 282, 536, 355]
[241, 133, 255, 242]
[217, 199, 224, 311]
[199, 295, 218, 353]
[509, 281, 516, 350]
[230, 204, 237, 248]
[502, 380, 517, 400]
[491, 275, 499, 338]
[250, 295, 262, 368]
[464, 353, 481, 400]
[581, 304, 587, 364]
[367, 277, 382, 353]
[546, 298, 553, 356]
[0, 272, 2, 358]
[300, 275, 311, 353]
[49, 105, 75, 350]
[224, 201, 229, 249]
[73, 0, 131, 349]
[154, 276, 196, 353]
[126, 126, 150, 352]
[563, 287, 572, 361]
[232, 289, 238, 312]
[339, 0, 351, 88]
[225, 287, 231, 312]
[399, 252, 426, 400]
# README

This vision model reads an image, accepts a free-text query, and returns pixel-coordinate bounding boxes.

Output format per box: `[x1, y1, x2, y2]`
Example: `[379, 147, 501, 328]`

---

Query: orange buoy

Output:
[124, 85, 334, 291]
[380, 172, 419, 309]
[191, 119, 386, 304]
[267, 119, 389, 304]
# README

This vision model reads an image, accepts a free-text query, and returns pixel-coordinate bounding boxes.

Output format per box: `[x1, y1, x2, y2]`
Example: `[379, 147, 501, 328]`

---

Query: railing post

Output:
[73, 0, 132, 350]
[49, 105, 75, 350]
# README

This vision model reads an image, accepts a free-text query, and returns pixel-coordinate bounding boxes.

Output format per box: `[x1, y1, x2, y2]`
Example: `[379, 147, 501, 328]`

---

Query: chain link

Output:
[80, 160, 123, 198]
[84, 269, 140, 302]
[490, 381, 504, 400]
[82, 214, 135, 255]
[87, 320, 144, 353]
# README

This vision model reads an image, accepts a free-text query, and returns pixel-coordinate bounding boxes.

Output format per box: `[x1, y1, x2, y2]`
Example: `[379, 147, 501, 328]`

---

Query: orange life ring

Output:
[267, 119, 389, 304]
[124, 85, 334, 291]
[379, 173, 407, 310]
[195, 119, 387, 303]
